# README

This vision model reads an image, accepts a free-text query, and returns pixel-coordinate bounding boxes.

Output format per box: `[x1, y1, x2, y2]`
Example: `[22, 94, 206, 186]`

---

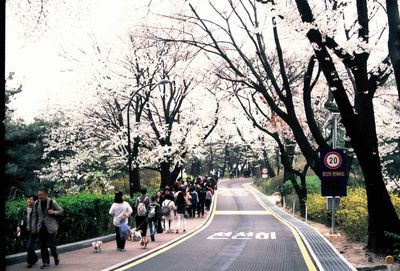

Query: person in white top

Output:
[161, 199, 176, 233]
[109, 192, 133, 251]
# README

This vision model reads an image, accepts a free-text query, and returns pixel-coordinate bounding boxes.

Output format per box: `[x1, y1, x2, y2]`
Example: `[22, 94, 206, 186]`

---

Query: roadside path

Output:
[6, 209, 209, 270]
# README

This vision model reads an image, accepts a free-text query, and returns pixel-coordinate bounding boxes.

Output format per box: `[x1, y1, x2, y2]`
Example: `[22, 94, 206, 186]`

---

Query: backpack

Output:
[198, 189, 206, 201]
[137, 197, 148, 217]
[190, 192, 198, 205]
[161, 200, 172, 216]
[148, 204, 157, 219]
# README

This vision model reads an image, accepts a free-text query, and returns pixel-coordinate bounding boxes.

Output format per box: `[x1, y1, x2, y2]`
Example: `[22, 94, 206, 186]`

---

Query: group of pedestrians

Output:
[15, 176, 217, 268]
[17, 189, 63, 269]
[109, 176, 218, 252]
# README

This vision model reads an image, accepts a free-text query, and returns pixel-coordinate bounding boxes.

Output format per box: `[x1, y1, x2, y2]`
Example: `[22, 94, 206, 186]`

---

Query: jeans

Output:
[39, 225, 58, 264]
[205, 199, 212, 211]
[197, 201, 205, 217]
[189, 204, 197, 218]
[115, 226, 126, 249]
[26, 232, 38, 265]
[148, 220, 158, 237]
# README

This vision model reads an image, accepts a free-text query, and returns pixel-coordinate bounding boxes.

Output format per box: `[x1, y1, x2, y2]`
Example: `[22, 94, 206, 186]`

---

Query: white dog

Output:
[130, 228, 142, 241]
[91, 241, 103, 253]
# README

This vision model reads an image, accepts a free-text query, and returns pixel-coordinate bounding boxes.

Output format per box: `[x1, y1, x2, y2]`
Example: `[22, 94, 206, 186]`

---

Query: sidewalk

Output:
[6, 215, 209, 271]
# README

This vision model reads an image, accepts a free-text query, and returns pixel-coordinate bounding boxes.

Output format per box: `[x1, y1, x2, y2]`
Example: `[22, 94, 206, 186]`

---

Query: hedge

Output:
[255, 174, 321, 195]
[306, 188, 400, 242]
[6, 190, 156, 255]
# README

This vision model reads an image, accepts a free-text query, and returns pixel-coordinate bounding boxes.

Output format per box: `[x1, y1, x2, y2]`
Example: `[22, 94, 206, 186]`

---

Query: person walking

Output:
[161, 197, 176, 233]
[196, 185, 207, 218]
[175, 191, 187, 233]
[155, 191, 164, 233]
[189, 187, 199, 218]
[32, 188, 63, 269]
[109, 192, 132, 252]
[17, 195, 39, 268]
[183, 189, 192, 219]
[147, 196, 161, 241]
[133, 188, 150, 238]
[205, 187, 213, 212]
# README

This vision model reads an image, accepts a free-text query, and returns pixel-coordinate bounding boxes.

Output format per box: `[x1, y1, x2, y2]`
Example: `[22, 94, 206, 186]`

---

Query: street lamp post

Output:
[127, 79, 172, 198]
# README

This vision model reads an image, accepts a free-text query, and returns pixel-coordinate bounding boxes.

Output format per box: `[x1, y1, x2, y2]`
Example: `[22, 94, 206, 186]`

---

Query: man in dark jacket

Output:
[32, 188, 63, 269]
[196, 185, 207, 218]
[17, 195, 39, 268]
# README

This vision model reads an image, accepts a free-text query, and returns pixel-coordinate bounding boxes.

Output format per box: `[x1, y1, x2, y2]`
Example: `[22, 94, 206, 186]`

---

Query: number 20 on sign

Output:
[324, 151, 342, 170]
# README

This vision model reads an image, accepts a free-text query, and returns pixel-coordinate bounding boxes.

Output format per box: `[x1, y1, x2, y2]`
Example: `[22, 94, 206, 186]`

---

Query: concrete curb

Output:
[6, 234, 115, 265]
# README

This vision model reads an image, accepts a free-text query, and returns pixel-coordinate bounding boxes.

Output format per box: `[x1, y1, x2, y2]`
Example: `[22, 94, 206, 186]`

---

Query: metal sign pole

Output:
[331, 197, 336, 234]
[333, 117, 338, 149]
[331, 116, 337, 234]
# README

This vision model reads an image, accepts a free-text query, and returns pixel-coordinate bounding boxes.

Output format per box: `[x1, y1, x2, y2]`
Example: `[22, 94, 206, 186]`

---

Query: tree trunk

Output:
[282, 144, 307, 217]
[160, 161, 171, 189]
[285, 171, 306, 217]
[263, 150, 276, 178]
[131, 138, 141, 193]
[299, 173, 307, 218]
[169, 165, 182, 187]
[354, 95, 400, 252]
[386, 0, 400, 96]
[131, 167, 141, 193]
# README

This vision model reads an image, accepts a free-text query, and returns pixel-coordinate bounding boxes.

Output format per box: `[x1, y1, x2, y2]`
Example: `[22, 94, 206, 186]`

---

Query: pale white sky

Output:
[5, 0, 390, 123]
[6, 0, 166, 122]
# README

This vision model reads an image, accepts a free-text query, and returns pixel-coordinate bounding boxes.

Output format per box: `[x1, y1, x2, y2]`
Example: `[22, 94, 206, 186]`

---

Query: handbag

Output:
[119, 222, 131, 240]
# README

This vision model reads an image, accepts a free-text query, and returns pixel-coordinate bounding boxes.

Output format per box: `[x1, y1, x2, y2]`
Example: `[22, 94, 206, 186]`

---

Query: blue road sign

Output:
[320, 149, 348, 196]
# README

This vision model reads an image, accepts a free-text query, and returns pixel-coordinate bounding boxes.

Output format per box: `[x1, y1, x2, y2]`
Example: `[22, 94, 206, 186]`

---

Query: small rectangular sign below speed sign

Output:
[319, 149, 349, 197]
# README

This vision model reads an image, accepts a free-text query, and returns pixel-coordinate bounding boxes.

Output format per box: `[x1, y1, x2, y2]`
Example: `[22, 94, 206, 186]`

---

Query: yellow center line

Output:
[112, 192, 219, 271]
[243, 183, 318, 271]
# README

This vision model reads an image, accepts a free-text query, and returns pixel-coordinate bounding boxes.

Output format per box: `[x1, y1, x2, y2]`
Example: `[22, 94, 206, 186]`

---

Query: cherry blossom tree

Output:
[155, 0, 399, 250]
[284, 0, 400, 252]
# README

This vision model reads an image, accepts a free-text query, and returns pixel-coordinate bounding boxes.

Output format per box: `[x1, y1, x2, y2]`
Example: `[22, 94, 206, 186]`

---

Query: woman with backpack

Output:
[134, 189, 150, 238]
[161, 196, 176, 233]
[175, 191, 187, 233]
[147, 196, 161, 241]
[109, 192, 133, 252]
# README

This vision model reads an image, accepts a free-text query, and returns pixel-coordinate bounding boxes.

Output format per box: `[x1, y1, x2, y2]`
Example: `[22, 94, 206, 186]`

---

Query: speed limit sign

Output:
[261, 168, 268, 174]
[324, 151, 342, 170]
[320, 149, 348, 196]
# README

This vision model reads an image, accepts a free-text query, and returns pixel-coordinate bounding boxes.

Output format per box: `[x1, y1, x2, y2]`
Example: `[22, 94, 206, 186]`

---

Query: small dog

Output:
[130, 228, 142, 241]
[140, 237, 149, 249]
[91, 241, 102, 253]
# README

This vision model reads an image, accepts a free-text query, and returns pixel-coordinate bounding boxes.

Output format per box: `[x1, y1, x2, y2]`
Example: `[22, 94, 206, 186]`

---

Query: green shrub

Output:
[5, 191, 157, 255]
[306, 193, 327, 224]
[336, 188, 368, 242]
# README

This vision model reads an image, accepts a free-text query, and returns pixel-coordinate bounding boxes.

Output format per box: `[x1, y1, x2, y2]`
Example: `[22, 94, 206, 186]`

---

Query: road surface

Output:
[111, 178, 320, 271]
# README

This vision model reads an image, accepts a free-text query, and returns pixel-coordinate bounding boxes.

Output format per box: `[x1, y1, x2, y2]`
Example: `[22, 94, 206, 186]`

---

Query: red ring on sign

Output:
[324, 152, 342, 170]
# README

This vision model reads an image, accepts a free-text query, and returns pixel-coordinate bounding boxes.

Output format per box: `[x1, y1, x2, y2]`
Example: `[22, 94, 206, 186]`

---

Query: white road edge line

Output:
[249, 183, 356, 271]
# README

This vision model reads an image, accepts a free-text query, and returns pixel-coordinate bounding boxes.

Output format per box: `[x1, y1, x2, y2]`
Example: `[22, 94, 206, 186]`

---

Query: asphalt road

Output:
[116, 179, 316, 271]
